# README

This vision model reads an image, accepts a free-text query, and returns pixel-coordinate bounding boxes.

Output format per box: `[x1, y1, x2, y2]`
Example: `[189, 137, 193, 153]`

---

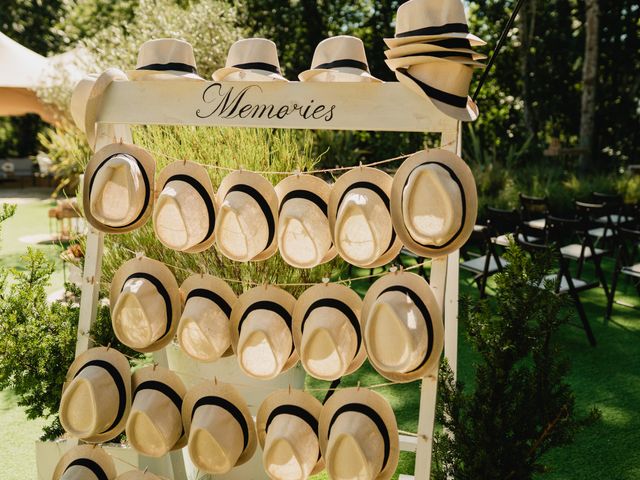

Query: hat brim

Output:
[328, 167, 403, 269]
[83, 68, 129, 150]
[292, 283, 366, 379]
[110, 257, 181, 353]
[361, 271, 444, 382]
[395, 69, 479, 122]
[178, 274, 237, 360]
[230, 286, 299, 377]
[216, 170, 279, 262]
[83, 143, 156, 234]
[126, 70, 204, 81]
[384, 43, 487, 60]
[298, 68, 382, 83]
[390, 148, 478, 258]
[62, 347, 132, 444]
[257, 389, 325, 476]
[384, 32, 486, 49]
[319, 387, 399, 480]
[155, 161, 217, 253]
[386, 55, 486, 70]
[53, 445, 117, 480]
[130, 365, 188, 451]
[181, 381, 257, 467]
[213, 67, 288, 82]
[275, 174, 337, 266]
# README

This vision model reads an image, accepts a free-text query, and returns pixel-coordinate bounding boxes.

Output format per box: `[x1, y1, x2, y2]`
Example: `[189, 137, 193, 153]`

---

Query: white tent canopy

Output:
[0, 32, 47, 89]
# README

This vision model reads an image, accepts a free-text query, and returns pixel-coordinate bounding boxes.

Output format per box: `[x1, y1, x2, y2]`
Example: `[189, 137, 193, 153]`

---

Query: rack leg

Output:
[75, 228, 104, 357]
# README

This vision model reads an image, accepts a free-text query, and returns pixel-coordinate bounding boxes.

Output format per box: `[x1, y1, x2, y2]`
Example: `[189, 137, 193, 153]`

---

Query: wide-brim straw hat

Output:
[299, 36, 382, 83]
[182, 381, 257, 474]
[386, 50, 486, 70]
[391, 149, 477, 258]
[213, 38, 288, 82]
[384, 0, 485, 49]
[110, 256, 181, 353]
[83, 142, 155, 234]
[53, 445, 117, 480]
[319, 388, 398, 480]
[154, 161, 217, 253]
[257, 389, 324, 479]
[361, 271, 443, 382]
[126, 365, 187, 457]
[384, 38, 487, 60]
[230, 285, 298, 380]
[216, 170, 279, 262]
[292, 283, 365, 381]
[59, 347, 132, 443]
[127, 38, 203, 81]
[177, 274, 237, 362]
[117, 471, 167, 480]
[328, 167, 402, 268]
[275, 174, 336, 268]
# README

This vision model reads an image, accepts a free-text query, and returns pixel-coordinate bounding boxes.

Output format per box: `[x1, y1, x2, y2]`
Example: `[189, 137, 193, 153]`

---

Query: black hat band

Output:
[238, 300, 294, 356]
[226, 184, 275, 253]
[186, 288, 232, 318]
[313, 59, 369, 72]
[137, 62, 197, 74]
[397, 69, 468, 109]
[64, 459, 108, 480]
[396, 22, 470, 39]
[191, 396, 249, 452]
[232, 62, 281, 75]
[301, 298, 362, 353]
[121, 272, 173, 340]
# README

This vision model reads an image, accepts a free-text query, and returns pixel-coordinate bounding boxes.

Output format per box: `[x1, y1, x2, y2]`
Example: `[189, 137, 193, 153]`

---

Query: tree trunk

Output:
[518, 0, 539, 139]
[579, 0, 600, 171]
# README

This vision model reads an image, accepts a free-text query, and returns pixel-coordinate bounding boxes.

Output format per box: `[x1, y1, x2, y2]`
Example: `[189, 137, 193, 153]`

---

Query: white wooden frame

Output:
[74, 79, 462, 480]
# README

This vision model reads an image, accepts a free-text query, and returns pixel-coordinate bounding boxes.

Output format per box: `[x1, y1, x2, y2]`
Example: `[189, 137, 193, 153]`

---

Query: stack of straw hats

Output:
[384, 0, 486, 121]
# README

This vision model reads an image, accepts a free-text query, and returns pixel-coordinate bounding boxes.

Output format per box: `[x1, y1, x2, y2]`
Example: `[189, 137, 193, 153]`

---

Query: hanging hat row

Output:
[84, 144, 478, 266]
[58, 347, 399, 480]
[110, 257, 444, 383]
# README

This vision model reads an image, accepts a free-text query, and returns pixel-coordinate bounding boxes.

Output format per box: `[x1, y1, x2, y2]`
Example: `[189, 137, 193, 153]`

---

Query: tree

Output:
[579, 0, 600, 171]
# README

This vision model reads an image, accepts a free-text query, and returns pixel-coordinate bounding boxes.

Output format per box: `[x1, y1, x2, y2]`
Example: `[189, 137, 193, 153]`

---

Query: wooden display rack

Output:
[73, 79, 462, 480]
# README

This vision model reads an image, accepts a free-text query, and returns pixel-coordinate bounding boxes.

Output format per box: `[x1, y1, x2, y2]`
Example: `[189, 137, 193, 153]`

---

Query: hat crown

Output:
[302, 314, 357, 380]
[311, 36, 369, 70]
[190, 406, 245, 473]
[179, 296, 231, 361]
[238, 313, 292, 379]
[327, 415, 385, 480]
[136, 38, 197, 70]
[408, 61, 473, 97]
[263, 416, 319, 480]
[279, 206, 332, 268]
[225, 38, 281, 71]
[217, 191, 270, 261]
[395, 0, 468, 37]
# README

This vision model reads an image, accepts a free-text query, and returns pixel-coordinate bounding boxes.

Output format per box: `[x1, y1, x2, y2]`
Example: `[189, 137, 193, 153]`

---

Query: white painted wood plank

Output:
[399, 475, 416, 480]
[96, 81, 458, 133]
[74, 228, 103, 357]
[399, 434, 418, 453]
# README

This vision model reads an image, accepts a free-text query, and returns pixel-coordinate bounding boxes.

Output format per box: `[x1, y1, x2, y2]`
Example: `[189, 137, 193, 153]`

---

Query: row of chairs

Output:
[461, 193, 640, 347]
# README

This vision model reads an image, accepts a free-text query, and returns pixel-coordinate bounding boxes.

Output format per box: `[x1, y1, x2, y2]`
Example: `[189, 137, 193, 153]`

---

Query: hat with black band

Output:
[116, 471, 166, 480]
[182, 382, 257, 474]
[177, 274, 237, 363]
[214, 38, 288, 82]
[299, 36, 382, 83]
[53, 445, 117, 480]
[110, 257, 181, 353]
[293, 283, 365, 381]
[319, 388, 399, 480]
[83, 143, 155, 234]
[126, 365, 187, 457]
[153, 161, 217, 253]
[216, 170, 279, 262]
[384, 0, 485, 48]
[275, 174, 336, 269]
[361, 270, 444, 383]
[59, 347, 132, 443]
[257, 389, 325, 480]
[385, 37, 487, 60]
[391, 149, 478, 258]
[328, 167, 402, 268]
[230, 285, 298, 380]
[386, 52, 486, 70]
[128, 38, 203, 80]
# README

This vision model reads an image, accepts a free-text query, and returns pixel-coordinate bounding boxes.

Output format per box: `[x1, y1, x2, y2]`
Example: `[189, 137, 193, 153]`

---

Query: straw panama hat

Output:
[361, 271, 444, 383]
[328, 167, 402, 268]
[117, 471, 167, 480]
[83, 142, 155, 234]
[257, 389, 324, 480]
[153, 161, 217, 253]
[213, 38, 288, 82]
[59, 347, 132, 443]
[319, 388, 399, 480]
[384, 38, 487, 60]
[177, 274, 237, 363]
[128, 38, 203, 80]
[391, 149, 478, 258]
[275, 174, 336, 269]
[384, 0, 486, 49]
[126, 365, 187, 457]
[292, 283, 365, 381]
[395, 63, 479, 122]
[299, 36, 382, 83]
[386, 54, 486, 71]
[216, 170, 279, 262]
[182, 381, 257, 474]
[230, 285, 298, 380]
[110, 257, 181, 353]
[53, 445, 117, 480]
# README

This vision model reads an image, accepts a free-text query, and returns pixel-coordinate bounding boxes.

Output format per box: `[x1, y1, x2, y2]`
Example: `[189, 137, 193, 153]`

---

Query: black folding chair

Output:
[575, 200, 617, 248]
[592, 192, 626, 226]
[606, 226, 640, 319]
[486, 206, 522, 247]
[460, 225, 508, 298]
[519, 193, 549, 231]
[516, 225, 598, 346]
